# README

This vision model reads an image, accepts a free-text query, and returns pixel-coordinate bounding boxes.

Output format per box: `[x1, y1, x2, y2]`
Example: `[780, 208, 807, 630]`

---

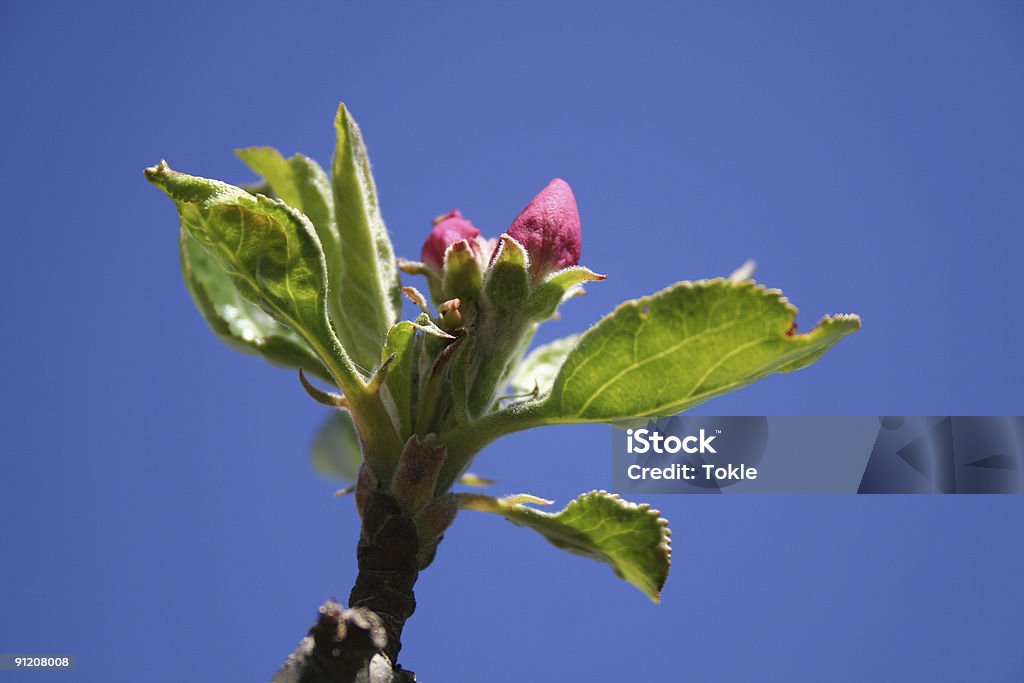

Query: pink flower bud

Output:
[506, 178, 581, 276]
[421, 209, 481, 270]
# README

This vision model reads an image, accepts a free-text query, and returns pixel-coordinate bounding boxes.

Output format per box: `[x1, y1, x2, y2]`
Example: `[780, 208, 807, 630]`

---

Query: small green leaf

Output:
[331, 104, 402, 372]
[460, 490, 671, 602]
[180, 229, 331, 382]
[380, 321, 417, 438]
[311, 411, 362, 482]
[541, 279, 860, 422]
[411, 312, 456, 339]
[146, 161, 362, 394]
[508, 334, 581, 395]
[299, 368, 347, 407]
[529, 266, 606, 315]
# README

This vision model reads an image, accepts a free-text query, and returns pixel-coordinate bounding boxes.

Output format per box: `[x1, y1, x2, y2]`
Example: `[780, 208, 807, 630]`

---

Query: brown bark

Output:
[273, 488, 423, 683]
[348, 488, 421, 665]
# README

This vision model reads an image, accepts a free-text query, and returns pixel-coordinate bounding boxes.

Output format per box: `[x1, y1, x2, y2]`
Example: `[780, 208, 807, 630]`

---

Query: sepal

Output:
[441, 240, 484, 305]
[527, 266, 606, 320]
[411, 312, 456, 339]
[482, 235, 530, 309]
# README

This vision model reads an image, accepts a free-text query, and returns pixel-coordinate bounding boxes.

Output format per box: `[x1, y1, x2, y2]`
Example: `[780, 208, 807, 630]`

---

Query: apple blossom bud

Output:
[437, 298, 463, 330]
[421, 209, 481, 270]
[506, 178, 581, 277]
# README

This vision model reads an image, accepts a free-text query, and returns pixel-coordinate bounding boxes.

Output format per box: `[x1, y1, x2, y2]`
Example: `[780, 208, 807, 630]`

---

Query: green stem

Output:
[434, 400, 549, 492]
[309, 333, 404, 484]
[413, 339, 462, 435]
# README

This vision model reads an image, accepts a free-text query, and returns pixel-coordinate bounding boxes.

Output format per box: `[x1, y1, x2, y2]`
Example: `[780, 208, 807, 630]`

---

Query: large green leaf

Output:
[508, 334, 581, 395]
[331, 104, 402, 373]
[235, 148, 335, 239]
[460, 490, 671, 602]
[234, 148, 352, 329]
[146, 161, 360, 392]
[180, 229, 331, 382]
[540, 279, 860, 421]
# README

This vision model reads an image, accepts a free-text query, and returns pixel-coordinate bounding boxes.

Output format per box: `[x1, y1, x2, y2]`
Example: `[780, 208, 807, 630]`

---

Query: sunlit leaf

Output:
[508, 334, 580, 395]
[330, 104, 402, 372]
[235, 147, 355, 335]
[180, 229, 331, 381]
[460, 490, 671, 602]
[540, 279, 859, 422]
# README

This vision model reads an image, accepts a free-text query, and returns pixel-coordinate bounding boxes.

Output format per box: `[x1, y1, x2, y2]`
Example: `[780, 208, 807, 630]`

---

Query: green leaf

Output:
[411, 312, 455, 339]
[331, 104, 402, 372]
[529, 266, 606, 317]
[380, 321, 417, 438]
[460, 490, 671, 602]
[235, 148, 335, 240]
[482, 235, 529, 310]
[299, 368, 347, 407]
[146, 161, 362, 393]
[311, 410, 362, 482]
[234, 148, 352, 329]
[508, 334, 581, 395]
[180, 229, 331, 382]
[540, 279, 860, 422]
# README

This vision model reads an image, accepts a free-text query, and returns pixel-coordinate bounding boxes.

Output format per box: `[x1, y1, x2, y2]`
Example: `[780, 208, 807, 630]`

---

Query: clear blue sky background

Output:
[1, 2, 1022, 681]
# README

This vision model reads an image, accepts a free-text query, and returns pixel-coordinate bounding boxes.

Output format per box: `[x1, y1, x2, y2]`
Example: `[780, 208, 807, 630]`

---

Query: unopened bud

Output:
[437, 298, 463, 330]
[421, 209, 481, 270]
[506, 178, 581, 278]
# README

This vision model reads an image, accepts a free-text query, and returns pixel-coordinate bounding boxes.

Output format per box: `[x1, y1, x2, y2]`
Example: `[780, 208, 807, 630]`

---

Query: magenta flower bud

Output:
[421, 209, 481, 270]
[506, 178, 581, 277]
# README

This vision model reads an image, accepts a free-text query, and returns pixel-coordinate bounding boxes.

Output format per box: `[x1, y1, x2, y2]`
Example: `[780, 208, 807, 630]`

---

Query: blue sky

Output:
[1, 2, 1022, 681]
